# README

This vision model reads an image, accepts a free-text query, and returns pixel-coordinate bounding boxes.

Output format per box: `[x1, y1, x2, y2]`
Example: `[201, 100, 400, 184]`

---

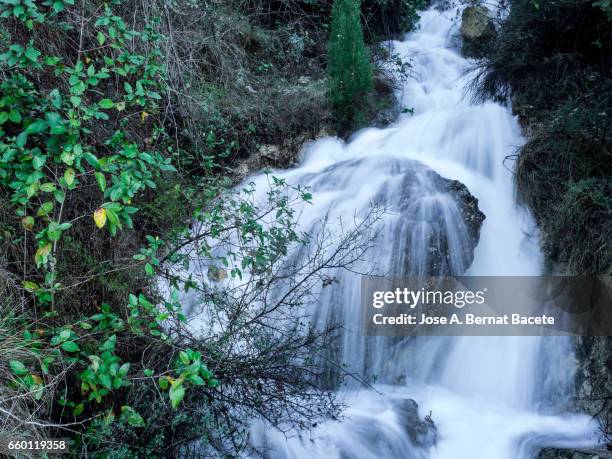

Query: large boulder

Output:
[393, 398, 438, 448]
[460, 6, 496, 57]
[388, 159, 486, 276]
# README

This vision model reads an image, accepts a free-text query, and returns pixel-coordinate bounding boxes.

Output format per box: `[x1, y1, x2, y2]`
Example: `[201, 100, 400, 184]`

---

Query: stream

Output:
[236, 5, 599, 458]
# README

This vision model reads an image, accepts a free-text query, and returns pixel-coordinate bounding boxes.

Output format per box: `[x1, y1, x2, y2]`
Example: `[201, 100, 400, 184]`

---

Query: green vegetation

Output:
[0, 0, 414, 456]
[328, 0, 373, 126]
[474, 0, 611, 275]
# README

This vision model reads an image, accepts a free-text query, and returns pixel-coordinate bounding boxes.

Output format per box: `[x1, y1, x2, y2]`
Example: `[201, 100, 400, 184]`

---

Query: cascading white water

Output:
[244, 5, 600, 458]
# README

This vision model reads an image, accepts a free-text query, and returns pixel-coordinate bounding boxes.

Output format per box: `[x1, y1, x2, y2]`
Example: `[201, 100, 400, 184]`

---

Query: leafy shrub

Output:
[474, 0, 612, 275]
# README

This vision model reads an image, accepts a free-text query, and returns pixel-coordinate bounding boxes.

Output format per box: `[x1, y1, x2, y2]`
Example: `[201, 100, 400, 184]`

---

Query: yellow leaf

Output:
[32, 374, 43, 385]
[93, 208, 107, 229]
[21, 216, 34, 230]
[116, 102, 126, 112]
[140, 111, 149, 121]
[35, 243, 52, 266]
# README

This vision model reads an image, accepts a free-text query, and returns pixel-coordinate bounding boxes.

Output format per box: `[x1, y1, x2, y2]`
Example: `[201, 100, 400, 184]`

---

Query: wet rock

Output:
[258, 144, 282, 163]
[537, 448, 612, 459]
[445, 179, 485, 248]
[390, 160, 486, 275]
[393, 398, 438, 448]
[460, 6, 496, 57]
[574, 335, 612, 438]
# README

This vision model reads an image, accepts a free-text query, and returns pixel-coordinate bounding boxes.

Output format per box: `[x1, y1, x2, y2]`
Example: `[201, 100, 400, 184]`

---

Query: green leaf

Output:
[32, 155, 46, 169]
[144, 263, 154, 276]
[64, 168, 75, 186]
[24, 46, 40, 62]
[26, 120, 48, 134]
[40, 182, 56, 193]
[8, 110, 21, 123]
[158, 377, 169, 390]
[47, 221, 63, 241]
[118, 363, 130, 377]
[169, 383, 185, 409]
[179, 351, 190, 365]
[37, 201, 54, 216]
[97, 31, 106, 45]
[188, 375, 206, 386]
[54, 189, 65, 203]
[9, 360, 28, 376]
[16, 131, 28, 147]
[99, 374, 112, 390]
[61, 341, 80, 353]
[98, 98, 114, 109]
[144, 369, 154, 377]
[73, 403, 85, 416]
[121, 406, 145, 427]
[23, 281, 38, 292]
[94, 172, 106, 192]
[101, 334, 116, 352]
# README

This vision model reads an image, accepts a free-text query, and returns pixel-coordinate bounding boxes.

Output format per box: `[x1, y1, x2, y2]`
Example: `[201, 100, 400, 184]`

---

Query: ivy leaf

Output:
[93, 208, 107, 229]
[9, 360, 28, 376]
[61, 341, 80, 353]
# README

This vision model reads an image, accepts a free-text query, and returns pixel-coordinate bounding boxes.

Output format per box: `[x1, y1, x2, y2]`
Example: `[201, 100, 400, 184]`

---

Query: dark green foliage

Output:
[516, 96, 612, 274]
[328, 0, 374, 126]
[362, 0, 427, 37]
[475, 0, 612, 274]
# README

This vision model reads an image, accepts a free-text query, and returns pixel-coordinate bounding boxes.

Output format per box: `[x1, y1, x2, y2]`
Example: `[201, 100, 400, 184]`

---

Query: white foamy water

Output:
[234, 6, 600, 458]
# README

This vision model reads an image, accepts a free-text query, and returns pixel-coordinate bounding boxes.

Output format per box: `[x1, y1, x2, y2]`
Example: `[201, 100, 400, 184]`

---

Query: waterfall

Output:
[240, 5, 599, 458]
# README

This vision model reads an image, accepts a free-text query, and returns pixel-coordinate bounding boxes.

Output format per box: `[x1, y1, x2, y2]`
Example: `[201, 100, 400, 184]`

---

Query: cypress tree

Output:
[328, 0, 373, 127]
